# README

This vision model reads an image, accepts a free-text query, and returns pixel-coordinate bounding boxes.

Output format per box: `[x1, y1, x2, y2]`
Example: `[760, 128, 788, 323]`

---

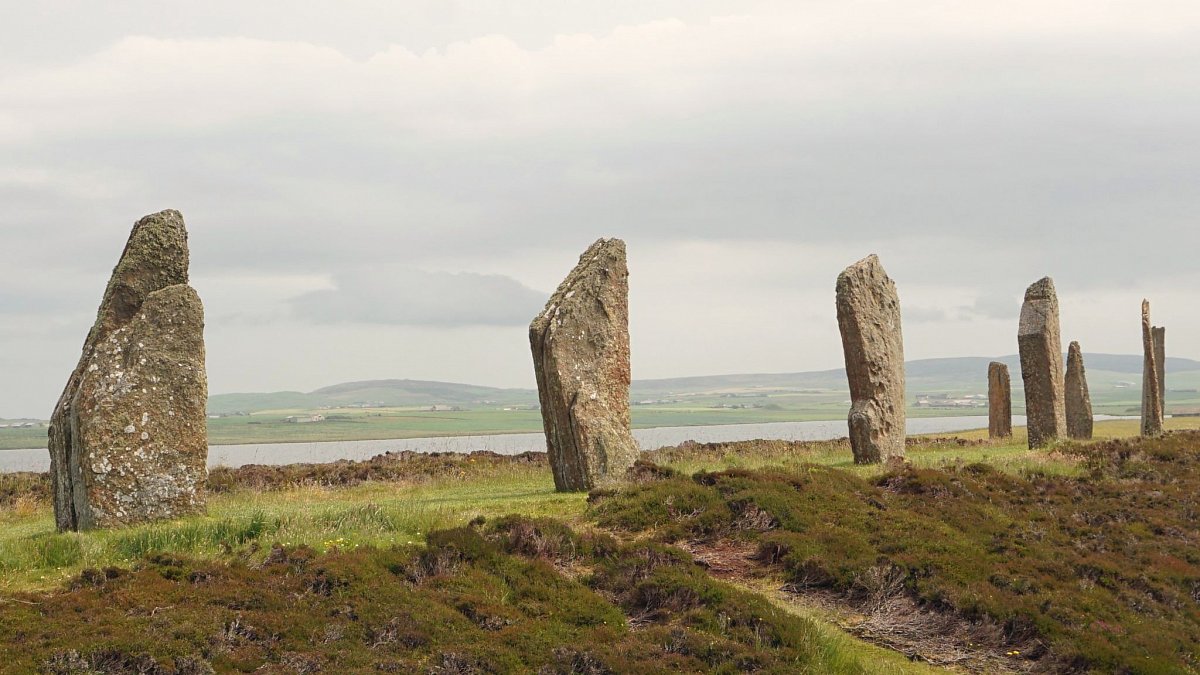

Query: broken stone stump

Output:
[1065, 341, 1093, 440]
[988, 362, 1012, 439]
[1141, 301, 1164, 436]
[48, 210, 209, 531]
[529, 238, 639, 491]
[835, 254, 906, 464]
[1017, 277, 1066, 449]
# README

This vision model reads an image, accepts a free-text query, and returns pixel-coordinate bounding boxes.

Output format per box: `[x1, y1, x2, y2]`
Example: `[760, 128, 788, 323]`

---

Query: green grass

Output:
[2, 420, 1197, 671]
[0, 468, 584, 592]
[5, 418, 1195, 592]
[593, 432, 1200, 672]
[0, 519, 940, 674]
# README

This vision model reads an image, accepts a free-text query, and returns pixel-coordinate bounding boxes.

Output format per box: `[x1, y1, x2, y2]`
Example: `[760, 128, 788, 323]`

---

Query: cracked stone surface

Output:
[1017, 277, 1066, 449]
[48, 210, 208, 531]
[529, 238, 639, 491]
[836, 254, 906, 464]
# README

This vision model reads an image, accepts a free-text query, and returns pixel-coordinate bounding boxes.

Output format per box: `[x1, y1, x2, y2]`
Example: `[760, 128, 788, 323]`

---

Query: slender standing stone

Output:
[988, 362, 1012, 439]
[835, 254, 906, 464]
[49, 210, 208, 531]
[1141, 301, 1164, 436]
[530, 238, 639, 491]
[1065, 341, 1093, 440]
[1017, 277, 1066, 449]
[1154, 327, 1166, 411]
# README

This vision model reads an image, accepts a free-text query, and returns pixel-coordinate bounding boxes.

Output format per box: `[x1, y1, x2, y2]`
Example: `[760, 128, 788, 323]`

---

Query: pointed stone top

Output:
[1018, 277, 1060, 337]
[1067, 341, 1085, 372]
[1142, 298, 1151, 317]
[840, 253, 882, 274]
[531, 238, 626, 333]
[95, 209, 190, 334]
[1024, 277, 1056, 301]
[836, 254, 893, 291]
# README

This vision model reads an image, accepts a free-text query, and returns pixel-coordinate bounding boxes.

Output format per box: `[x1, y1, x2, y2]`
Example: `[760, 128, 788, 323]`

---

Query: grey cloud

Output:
[288, 267, 547, 327]
[905, 306, 950, 323]
[2, 2, 1200, 416]
[960, 293, 1021, 321]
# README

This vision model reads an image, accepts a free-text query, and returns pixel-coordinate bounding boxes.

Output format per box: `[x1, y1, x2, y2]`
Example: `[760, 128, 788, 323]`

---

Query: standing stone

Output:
[1141, 301, 1164, 436]
[987, 362, 1012, 439]
[835, 254, 905, 464]
[1065, 341, 1093, 440]
[49, 210, 208, 531]
[1154, 327, 1166, 410]
[529, 238, 639, 491]
[1017, 277, 1066, 449]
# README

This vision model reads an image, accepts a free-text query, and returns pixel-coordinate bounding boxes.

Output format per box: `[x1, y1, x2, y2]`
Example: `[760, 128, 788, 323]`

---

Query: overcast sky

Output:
[2, 1, 1198, 417]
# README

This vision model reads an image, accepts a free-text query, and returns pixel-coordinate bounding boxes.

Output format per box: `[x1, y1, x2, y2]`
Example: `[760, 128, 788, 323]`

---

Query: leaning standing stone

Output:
[988, 362, 1012, 439]
[1065, 341, 1093, 440]
[529, 238, 639, 491]
[835, 254, 906, 464]
[1017, 277, 1066, 449]
[48, 210, 208, 531]
[1141, 300, 1164, 436]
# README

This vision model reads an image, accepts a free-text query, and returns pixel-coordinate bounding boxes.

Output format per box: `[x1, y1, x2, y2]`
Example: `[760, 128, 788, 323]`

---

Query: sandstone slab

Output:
[836, 254, 905, 464]
[529, 238, 639, 491]
[1141, 301, 1164, 437]
[1065, 341, 1093, 440]
[988, 362, 1012, 439]
[1017, 277, 1066, 449]
[49, 210, 208, 531]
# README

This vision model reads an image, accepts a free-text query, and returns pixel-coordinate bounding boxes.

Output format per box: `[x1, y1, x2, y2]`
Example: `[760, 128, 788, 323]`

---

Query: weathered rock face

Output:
[987, 362, 1012, 439]
[1141, 301, 1164, 437]
[1017, 277, 1066, 449]
[48, 210, 208, 531]
[529, 238, 639, 491]
[835, 255, 905, 464]
[1154, 327, 1166, 408]
[1065, 341, 1093, 440]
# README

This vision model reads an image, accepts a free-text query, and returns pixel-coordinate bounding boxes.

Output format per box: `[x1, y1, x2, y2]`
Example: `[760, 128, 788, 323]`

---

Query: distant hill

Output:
[207, 379, 536, 414]
[208, 353, 1200, 414]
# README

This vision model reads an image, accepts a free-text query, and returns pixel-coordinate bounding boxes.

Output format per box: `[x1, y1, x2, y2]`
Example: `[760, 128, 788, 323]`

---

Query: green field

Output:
[6, 354, 1198, 450]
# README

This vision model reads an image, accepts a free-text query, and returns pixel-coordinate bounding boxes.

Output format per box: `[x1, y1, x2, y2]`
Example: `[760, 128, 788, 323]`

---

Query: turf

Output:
[1, 420, 1198, 672]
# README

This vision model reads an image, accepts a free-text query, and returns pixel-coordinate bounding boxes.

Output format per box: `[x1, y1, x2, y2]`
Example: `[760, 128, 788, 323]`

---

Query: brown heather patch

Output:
[0, 518, 883, 674]
[591, 431, 1200, 673]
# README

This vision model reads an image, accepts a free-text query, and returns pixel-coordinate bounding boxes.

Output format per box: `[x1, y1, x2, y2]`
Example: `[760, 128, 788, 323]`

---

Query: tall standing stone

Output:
[48, 210, 208, 531]
[988, 362, 1012, 439]
[1154, 327, 1166, 410]
[835, 254, 906, 464]
[1017, 277, 1066, 449]
[529, 238, 639, 491]
[1065, 341, 1093, 440]
[1141, 301, 1164, 436]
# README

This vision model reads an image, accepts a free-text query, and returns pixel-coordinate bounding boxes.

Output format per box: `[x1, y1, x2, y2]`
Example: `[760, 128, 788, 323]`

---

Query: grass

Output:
[0, 467, 583, 592]
[1, 419, 1197, 672]
[0, 519, 941, 674]
[592, 432, 1200, 672]
[3, 418, 1194, 592]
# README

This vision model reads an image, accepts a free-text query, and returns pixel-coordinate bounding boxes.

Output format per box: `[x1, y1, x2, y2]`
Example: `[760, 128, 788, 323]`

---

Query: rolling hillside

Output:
[207, 354, 1200, 414]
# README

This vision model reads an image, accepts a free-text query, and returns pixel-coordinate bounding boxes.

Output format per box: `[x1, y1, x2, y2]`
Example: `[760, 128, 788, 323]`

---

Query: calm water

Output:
[0, 415, 1065, 473]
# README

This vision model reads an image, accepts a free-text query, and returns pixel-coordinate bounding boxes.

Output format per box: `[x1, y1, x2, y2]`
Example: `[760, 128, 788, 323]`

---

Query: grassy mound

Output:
[0, 517, 918, 674]
[590, 432, 1200, 672]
